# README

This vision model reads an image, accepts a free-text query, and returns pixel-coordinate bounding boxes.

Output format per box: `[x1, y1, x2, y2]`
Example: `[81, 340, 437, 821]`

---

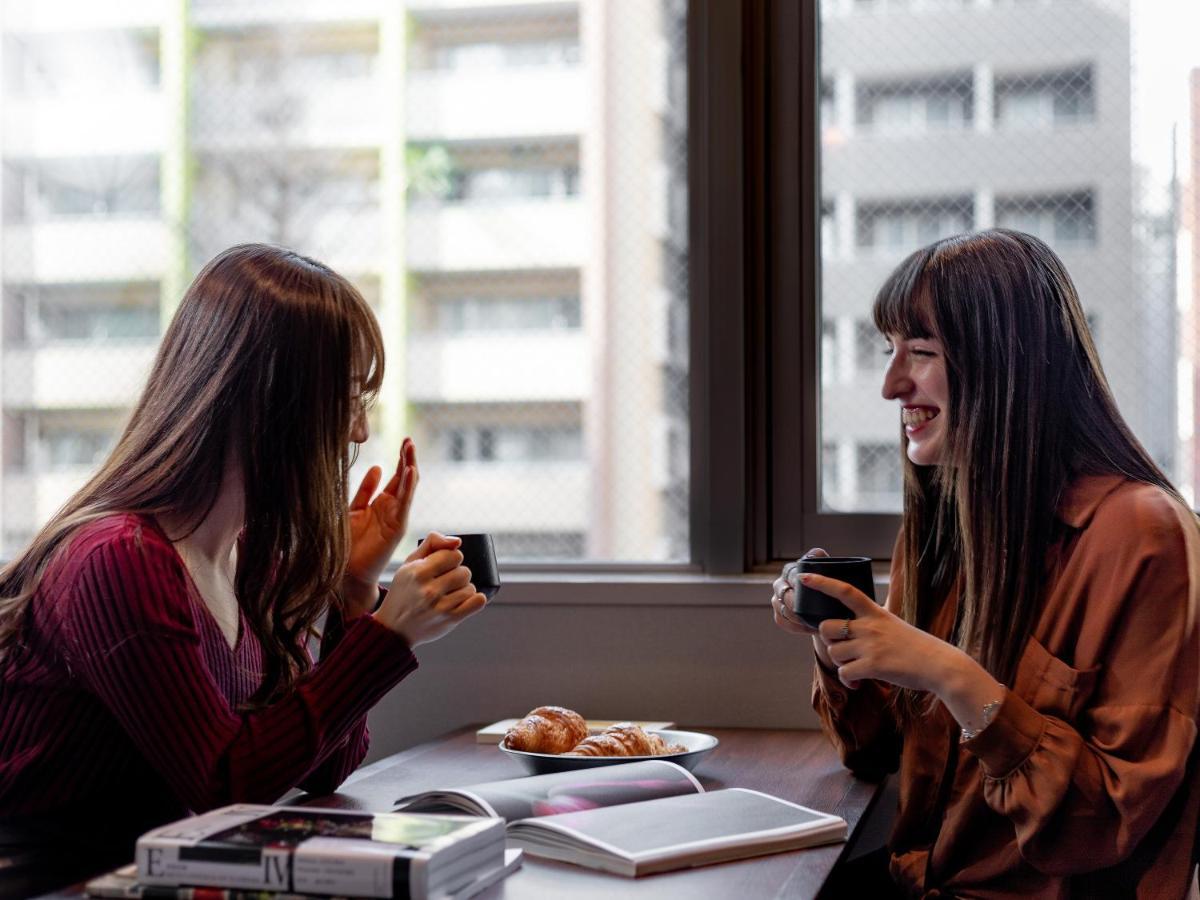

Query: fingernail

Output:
[799, 574, 813, 584]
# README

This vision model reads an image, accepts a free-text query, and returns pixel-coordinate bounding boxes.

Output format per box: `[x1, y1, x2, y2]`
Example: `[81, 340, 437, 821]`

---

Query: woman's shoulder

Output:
[45, 513, 183, 591]
[1074, 476, 1199, 555]
[65, 513, 176, 561]
[42, 514, 194, 634]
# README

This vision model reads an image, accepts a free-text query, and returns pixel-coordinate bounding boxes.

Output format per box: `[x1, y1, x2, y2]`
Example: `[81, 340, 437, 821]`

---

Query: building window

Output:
[855, 320, 885, 373]
[857, 72, 973, 134]
[995, 191, 1096, 248]
[446, 165, 581, 203]
[435, 295, 581, 333]
[855, 442, 902, 510]
[856, 196, 973, 253]
[432, 39, 581, 71]
[994, 66, 1095, 129]
[438, 425, 583, 464]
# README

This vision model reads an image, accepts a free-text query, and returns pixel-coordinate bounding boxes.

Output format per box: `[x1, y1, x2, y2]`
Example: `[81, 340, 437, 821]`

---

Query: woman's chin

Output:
[906, 439, 943, 467]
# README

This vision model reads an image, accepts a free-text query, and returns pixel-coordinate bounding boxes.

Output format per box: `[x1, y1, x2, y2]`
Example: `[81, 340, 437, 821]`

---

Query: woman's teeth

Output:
[902, 408, 938, 426]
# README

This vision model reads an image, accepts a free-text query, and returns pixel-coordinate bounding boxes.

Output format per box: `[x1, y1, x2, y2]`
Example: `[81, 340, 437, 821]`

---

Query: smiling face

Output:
[881, 334, 949, 466]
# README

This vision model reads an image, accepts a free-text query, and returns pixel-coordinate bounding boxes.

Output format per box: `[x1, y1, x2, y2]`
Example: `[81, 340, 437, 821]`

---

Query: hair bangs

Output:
[872, 247, 937, 341]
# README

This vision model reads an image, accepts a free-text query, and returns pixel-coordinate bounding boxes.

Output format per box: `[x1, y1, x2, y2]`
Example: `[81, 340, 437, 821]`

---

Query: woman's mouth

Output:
[902, 406, 939, 434]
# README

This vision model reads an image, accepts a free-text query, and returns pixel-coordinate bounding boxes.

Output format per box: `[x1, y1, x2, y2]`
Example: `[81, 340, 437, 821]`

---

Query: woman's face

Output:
[881, 334, 948, 466]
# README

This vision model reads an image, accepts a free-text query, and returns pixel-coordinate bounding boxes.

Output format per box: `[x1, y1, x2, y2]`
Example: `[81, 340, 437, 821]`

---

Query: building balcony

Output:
[191, 80, 383, 151]
[407, 330, 587, 402]
[2, 219, 167, 283]
[1, 0, 165, 31]
[3, 91, 165, 157]
[2, 342, 157, 409]
[406, 198, 584, 272]
[406, 65, 584, 142]
[413, 460, 588, 532]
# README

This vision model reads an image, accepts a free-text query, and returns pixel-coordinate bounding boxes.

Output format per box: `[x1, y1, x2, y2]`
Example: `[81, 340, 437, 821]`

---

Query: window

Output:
[14, 282, 161, 345]
[434, 295, 581, 333]
[855, 320, 885, 373]
[0, 4, 688, 565]
[995, 191, 1097, 249]
[804, 0, 1188, 559]
[9, 157, 160, 220]
[995, 66, 1095, 129]
[854, 442, 902, 511]
[3, 30, 160, 96]
[855, 196, 974, 254]
[436, 425, 583, 464]
[857, 73, 973, 134]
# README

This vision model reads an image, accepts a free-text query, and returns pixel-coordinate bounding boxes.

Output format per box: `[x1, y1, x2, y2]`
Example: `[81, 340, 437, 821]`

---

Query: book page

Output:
[507, 788, 846, 873]
[397, 759, 701, 822]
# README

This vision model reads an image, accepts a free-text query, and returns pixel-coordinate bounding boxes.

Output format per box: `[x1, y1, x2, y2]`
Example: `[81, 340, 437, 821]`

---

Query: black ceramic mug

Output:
[789, 556, 875, 628]
[419, 533, 501, 600]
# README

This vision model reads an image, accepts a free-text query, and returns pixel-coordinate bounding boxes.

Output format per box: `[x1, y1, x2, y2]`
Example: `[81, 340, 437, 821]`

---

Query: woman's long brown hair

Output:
[874, 229, 1181, 705]
[0, 244, 384, 706]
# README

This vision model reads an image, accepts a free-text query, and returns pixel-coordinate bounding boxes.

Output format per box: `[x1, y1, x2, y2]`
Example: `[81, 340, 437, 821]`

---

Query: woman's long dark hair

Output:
[874, 228, 1180, 701]
[0, 244, 384, 706]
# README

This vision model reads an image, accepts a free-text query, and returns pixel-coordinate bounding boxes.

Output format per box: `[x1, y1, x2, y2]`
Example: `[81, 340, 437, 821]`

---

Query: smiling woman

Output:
[881, 335, 947, 467]
[772, 229, 1200, 897]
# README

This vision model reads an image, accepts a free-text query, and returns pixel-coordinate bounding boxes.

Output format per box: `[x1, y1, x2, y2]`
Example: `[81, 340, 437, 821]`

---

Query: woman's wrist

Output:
[930, 645, 1006, 736]
[341, 570, 382, 619]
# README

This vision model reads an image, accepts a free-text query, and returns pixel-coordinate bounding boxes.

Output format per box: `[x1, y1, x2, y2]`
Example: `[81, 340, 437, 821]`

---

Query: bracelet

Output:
[959, 692, 1005, 743]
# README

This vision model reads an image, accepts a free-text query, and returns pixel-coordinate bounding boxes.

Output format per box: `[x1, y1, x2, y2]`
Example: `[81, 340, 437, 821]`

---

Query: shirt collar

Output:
[1056, 474, 1127, 529]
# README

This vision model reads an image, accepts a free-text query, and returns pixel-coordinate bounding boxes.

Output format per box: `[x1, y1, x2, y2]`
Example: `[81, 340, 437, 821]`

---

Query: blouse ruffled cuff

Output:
[963, 688, 1047, 779]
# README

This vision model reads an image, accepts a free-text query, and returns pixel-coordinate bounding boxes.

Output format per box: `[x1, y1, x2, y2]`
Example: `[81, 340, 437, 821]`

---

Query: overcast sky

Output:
[1131, 0, 1200, 184]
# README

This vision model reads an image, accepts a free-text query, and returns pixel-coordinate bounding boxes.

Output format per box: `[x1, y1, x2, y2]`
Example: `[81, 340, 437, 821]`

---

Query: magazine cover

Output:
[137, 804, 503, 898]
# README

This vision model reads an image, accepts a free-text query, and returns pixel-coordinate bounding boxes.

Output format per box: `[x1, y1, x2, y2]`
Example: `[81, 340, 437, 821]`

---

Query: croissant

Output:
[567, 723, 685, 757]
[504, 706, 589, 754]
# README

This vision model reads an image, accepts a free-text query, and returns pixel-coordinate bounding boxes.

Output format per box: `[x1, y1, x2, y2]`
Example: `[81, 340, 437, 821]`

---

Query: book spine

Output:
[137, 843, 292, 892]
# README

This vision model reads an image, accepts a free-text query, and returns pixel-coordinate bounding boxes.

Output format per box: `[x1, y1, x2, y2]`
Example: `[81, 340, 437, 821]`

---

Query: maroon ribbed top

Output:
[0, 513, 417, 860]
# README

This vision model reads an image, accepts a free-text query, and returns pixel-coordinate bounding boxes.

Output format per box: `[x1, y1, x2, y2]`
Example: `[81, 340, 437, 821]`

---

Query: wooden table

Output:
[48, 727, 883, 899]
[304, 727, 883, 899]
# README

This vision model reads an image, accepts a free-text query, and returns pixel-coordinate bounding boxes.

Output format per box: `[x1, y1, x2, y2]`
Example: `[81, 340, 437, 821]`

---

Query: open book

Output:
[395, 758, 701, 821]
[396, 760, 846, 877]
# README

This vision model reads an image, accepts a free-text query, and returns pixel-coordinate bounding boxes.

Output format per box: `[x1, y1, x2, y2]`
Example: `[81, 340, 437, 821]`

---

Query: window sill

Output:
[470, 570, 890, 607]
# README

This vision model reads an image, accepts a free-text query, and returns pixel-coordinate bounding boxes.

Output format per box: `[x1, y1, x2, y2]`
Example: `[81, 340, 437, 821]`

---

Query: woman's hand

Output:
[343, 439, 418, 617]
[770, 548, 838, 672]
[375, 532, 488, 648]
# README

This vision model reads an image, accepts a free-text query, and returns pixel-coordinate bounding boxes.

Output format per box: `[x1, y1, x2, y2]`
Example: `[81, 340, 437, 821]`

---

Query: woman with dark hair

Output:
[0, 244, 488, 893]
[771, 229, 1200, 897]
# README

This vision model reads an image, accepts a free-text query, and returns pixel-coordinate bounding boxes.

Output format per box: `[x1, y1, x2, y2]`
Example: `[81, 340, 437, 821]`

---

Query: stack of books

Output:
[85, 805, 520, 899]
[86, 760, 846, 896]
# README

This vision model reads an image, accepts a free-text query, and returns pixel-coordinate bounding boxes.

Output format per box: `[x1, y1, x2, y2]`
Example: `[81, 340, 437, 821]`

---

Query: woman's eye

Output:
[882, 345, 895, 357]
[911, 348, 936, 358]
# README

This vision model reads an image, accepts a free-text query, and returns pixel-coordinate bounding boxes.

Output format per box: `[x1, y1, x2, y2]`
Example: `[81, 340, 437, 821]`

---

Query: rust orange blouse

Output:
[813, 475, 1200, 898]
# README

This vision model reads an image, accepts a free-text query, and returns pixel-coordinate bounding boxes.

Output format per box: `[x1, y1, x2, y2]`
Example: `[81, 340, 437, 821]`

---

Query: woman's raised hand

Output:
[375, 532, 488, 648]
[344, 439, 419, 617]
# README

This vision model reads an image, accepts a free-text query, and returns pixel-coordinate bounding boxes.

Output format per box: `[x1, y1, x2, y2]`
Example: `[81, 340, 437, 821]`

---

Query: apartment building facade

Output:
[0, 0, 688, 562]
[818, 0, 1166, 511]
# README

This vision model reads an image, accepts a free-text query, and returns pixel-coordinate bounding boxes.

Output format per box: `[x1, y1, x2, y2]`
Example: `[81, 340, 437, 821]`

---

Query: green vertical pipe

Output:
[378, 5, 409, 450]
[159, 0, 192, 325]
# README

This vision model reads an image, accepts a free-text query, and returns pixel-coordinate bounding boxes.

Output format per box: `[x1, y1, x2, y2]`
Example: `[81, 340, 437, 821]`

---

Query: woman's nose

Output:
[881, 357, 911, 401]
[350, 407, 370, 444]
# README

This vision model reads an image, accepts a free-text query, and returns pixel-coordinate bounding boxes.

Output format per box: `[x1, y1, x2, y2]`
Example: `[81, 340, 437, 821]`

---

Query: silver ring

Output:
[839, 619, 851, 641]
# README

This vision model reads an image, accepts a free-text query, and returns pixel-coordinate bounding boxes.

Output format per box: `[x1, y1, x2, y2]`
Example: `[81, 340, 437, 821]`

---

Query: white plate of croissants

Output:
[499, 706, 718, 774]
